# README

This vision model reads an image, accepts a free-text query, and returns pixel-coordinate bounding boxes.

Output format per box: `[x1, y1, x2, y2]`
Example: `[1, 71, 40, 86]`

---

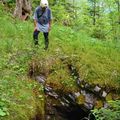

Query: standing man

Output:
[33, 0, 52, 50]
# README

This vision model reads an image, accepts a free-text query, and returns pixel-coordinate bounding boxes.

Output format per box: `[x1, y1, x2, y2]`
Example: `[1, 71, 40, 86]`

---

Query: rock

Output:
[60, 101, 65, 106]
[84, 93, 96, 110]
[44, 84, 59, 99]
[103, 102, 109, 108]
[60, 101, 69, 107]
[74, 92, 80, 97]
[102, 91, 107, 98]
[77, 78, 82, 85]
[82, 117, 91, 120]
[44, 85, 53, 92]
[47, 92, 59, 99]
[35, 75, 46, 84]
[62, 97, 70, 104]
[94, 85, 101, 92]
[84, 102, 94, 110]
[85, 83, 91, 89]
[46, 115, 51, 120]
[68, 93, 76, 102]
[81, 90, 86, 96]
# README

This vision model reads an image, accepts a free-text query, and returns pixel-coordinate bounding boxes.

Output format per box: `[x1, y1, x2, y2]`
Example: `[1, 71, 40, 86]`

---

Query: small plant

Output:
[92, 100, 120, 120]
[0, 99, 9, 117]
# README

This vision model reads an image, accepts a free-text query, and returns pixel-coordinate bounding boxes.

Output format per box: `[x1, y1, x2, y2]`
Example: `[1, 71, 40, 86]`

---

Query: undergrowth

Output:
[0, 4, 120, 120]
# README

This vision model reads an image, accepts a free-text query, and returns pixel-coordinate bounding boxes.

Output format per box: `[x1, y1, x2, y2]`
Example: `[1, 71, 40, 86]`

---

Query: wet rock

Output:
[44, 85, 53, 92]
[68, 93, 76, 103]
[44, 85, 96, 120]
[47, 92, 59, 99]
[60, 101, 69, 107]
[44, 85, 59, 99]
[84, 102, 94, 110]
[62, 97, 70, 104]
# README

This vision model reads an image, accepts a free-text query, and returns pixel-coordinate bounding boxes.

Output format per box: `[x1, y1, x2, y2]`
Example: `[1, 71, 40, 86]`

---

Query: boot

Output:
[44, 41, 49, 50]
[34, 39, 39, 45]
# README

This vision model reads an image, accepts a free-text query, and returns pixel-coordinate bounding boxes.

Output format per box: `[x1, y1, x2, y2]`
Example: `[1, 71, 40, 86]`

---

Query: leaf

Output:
[38, 95, 43, 98]
[0, 109, 6, 116]
[0, 101, 5, 107]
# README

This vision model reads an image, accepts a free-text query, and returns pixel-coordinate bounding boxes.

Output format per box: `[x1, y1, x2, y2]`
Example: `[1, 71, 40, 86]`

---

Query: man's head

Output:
[40, 0, 48, 9]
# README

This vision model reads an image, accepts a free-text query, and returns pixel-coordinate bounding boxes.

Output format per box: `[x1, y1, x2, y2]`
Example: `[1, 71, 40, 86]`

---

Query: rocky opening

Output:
[29, 58, 119, 120]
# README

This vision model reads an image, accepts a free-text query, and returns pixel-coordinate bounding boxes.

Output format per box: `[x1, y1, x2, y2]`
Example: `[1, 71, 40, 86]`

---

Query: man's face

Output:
[42, 6, 47, 11]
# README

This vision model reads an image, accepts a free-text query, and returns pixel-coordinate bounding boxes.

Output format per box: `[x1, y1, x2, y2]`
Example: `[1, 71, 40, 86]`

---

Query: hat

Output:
[40, 0, 48, 8]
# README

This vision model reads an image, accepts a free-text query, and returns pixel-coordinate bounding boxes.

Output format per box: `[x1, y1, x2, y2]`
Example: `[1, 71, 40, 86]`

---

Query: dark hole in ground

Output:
[31, 64, 97, 120]
[54, 104, 95, 120]
[32, 114, 41, 120]
[44, 93, 96, 120]
[33, 104, 95, 120]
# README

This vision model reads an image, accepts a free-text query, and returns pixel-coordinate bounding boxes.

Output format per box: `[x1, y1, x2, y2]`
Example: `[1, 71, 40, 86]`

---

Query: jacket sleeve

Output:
[33, 8, 38, 20]
[48, 8, 53, 21]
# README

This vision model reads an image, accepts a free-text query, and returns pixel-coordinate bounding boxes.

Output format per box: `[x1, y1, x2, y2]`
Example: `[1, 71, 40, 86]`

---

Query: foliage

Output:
[32, 0, 40, 9]
[93, 100, 120, 120]
[0, 2, 120, 120]
[47, 0, 120, 40]
[0, 6, 44, 120]
[0, 99, 9, 117]
[4, 0, 119, 39]
[1, 0, 15, 4]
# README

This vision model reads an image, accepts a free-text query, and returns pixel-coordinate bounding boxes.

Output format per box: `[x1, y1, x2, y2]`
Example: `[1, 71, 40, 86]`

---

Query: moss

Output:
[46, 67, 78, 92]
[106, 93, 113, 101]
[0, 6, 120, 119]
[0, 77, 44, 120]
[94, 100, 103, 109]
[77, 95, 85, 105]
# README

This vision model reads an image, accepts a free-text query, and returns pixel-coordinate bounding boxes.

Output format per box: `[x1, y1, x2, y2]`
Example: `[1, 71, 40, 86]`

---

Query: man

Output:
[33, 0, 52, 50]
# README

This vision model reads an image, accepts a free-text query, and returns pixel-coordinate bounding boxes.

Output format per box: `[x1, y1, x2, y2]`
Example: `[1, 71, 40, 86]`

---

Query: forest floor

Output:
[0, 5, 120, 120]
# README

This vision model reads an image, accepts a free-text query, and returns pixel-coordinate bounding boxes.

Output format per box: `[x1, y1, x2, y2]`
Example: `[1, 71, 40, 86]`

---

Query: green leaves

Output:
[0, 109, 6, 117]
[0, 99, 9, 117]
[92, 100, 120, 120]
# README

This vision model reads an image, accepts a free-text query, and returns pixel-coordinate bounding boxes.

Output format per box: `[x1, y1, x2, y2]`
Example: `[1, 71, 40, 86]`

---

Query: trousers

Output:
[33, 30, 49, 49]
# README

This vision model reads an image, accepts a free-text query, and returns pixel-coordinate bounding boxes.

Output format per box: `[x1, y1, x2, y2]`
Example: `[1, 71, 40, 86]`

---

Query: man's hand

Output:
[48, 26, 51, 32]
[48, 20, 52, 32]
[34, 27, 38, 31]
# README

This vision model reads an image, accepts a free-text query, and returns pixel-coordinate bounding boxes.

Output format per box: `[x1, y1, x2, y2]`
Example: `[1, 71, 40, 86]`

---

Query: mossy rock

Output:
[77, 95, 85, 105]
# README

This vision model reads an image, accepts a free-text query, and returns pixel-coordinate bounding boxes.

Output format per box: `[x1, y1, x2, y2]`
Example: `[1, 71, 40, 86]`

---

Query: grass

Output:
[0, 4, 120, 120]
[0, 5, 44, 120]
[49, 25, 120, 89]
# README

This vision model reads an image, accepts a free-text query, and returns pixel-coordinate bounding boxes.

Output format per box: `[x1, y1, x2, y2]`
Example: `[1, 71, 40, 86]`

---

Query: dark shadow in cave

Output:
[54, 103, 95, 120]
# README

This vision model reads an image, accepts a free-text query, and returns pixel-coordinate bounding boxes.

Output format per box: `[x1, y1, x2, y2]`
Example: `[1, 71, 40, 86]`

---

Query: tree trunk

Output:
[117, 0, 120, 24]
[93, 0, 96, 25]
[14, 0, 31, 20]
[115, 0, 120, 24]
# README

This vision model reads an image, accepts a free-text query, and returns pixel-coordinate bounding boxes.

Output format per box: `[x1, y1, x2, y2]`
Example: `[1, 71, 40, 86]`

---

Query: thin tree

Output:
[115, 0, 120, 24]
